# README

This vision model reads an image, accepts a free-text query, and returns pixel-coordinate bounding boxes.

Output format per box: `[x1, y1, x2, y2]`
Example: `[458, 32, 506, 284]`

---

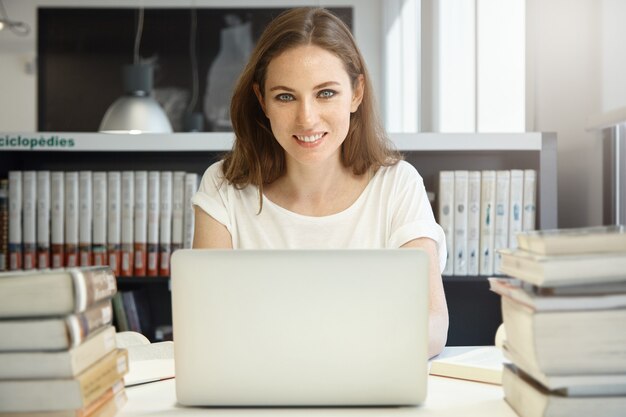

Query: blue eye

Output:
[276, 93, 294, 102]
[318, 89, 336, 98]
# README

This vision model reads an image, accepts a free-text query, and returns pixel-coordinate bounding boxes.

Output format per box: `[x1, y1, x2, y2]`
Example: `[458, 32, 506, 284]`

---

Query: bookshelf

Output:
[0, 131, 557, 345]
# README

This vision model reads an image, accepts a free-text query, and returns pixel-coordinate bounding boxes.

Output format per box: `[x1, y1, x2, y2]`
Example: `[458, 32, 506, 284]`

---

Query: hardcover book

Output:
[0, 266, 117, 318]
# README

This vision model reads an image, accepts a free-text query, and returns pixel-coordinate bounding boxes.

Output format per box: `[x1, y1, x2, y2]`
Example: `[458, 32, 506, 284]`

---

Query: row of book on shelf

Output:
[490, 225, 626, 417]
[438, 169, 537, 276]
[0, 265, 129, 416]
[0, 170, 199, 277]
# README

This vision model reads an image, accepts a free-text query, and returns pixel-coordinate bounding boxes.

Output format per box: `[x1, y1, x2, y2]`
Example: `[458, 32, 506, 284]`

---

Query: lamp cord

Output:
[133, 7, 145, 64]
[0, 0, 30, 36]
[187, 9, 199, 113]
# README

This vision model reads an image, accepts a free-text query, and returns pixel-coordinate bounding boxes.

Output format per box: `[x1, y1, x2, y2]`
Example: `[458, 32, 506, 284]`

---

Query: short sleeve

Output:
[387, 162, 447, 273]
[191, 161, 231, 230]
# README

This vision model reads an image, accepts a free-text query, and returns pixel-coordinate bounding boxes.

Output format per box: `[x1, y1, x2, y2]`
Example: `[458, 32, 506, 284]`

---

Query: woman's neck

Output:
[264, 159, 370, 217]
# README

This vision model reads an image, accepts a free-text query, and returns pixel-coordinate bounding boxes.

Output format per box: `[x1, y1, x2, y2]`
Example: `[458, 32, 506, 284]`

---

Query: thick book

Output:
[146, 171, 160, 276]
[0, 379, 126, 417]
[91, 172, 107, 266]
[0, 300, 113, 351]
[0, 348, 128, 413]
[488, 277, 626, 311]
[133, 171, 148, 276]
[182, 173, 198, 249]
[516, 225, 626, 256]
[8, 171, 22, 270]
[65, 172, 79, 268]
[501, 295, 626, 374]
[0, 178, 8, 271]
[479, 170, 496, 275]
[159, 171, 172, 276]
[0, 266, 117, 318]
[36, 171, 51, 269]
[50, 171, 65, 269]
[503, 364, 626, 417]
[508, 169, 524, 249]
[78, 171, 93, 267]
[522, 169, 536, 231]
[429, 346, 505, 385]
[119, 171, 134, 277]
[438, 171, 455, 275]
[499, 248, 626, 287]
[503, 342, 626, 396]
[466, 171, 481, 276]
[106, 172, 121, 276]
[0, 326, 116, 379]
[453, 170, 468, 276]
[493, 170, 510, 273]
[22, 171, 37, 270]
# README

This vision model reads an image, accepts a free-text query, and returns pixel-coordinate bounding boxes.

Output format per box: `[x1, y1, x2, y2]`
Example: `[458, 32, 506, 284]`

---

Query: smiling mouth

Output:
[294, 132, 326, 143]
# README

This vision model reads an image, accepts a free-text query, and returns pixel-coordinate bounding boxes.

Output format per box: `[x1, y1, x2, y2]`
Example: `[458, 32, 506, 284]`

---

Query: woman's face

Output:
[255, 44, 363, 170]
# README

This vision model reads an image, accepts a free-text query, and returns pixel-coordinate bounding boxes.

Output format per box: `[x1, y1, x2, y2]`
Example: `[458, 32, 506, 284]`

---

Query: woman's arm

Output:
[192, 206, 234, 249]
[401, 237, 449, 358]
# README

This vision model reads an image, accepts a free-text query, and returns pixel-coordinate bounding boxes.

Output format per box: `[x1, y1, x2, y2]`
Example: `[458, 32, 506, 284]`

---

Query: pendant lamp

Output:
[99, 8, 172, 134]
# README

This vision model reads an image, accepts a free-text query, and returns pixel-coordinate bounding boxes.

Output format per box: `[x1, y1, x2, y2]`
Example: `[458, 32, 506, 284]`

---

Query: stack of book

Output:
[489, 225, 626, 417]
[0, 266, 129, 416]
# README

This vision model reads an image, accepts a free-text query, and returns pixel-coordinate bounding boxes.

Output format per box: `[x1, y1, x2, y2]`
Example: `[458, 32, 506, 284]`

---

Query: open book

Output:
[429, 346, 507, 385]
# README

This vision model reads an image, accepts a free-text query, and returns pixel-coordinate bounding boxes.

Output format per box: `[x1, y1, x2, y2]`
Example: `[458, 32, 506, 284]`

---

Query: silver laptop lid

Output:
[171, 249, 429, 406]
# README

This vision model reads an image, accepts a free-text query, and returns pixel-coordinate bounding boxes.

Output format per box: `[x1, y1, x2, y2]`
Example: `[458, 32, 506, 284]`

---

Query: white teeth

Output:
[295, 133, 324, 143]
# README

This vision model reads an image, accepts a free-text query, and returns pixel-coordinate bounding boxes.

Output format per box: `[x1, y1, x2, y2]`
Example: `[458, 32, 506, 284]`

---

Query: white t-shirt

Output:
[192, 159, 447, 272]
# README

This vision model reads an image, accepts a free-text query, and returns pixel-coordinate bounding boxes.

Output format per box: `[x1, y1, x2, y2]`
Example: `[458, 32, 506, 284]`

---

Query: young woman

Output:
[192, 7, 448, 357]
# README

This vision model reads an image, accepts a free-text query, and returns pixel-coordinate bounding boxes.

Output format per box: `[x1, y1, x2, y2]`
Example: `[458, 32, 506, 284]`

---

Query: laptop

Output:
[170, 249, 430, 406]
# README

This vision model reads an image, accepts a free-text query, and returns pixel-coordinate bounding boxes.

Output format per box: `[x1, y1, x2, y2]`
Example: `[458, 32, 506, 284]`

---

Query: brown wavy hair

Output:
[223, 7, 400, 200]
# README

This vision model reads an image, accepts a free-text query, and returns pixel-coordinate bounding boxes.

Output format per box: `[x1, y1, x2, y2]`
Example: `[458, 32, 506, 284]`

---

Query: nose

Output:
[295, 97, 319, 126]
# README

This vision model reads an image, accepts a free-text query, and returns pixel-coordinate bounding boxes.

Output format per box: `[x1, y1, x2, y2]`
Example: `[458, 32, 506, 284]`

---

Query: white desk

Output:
[119, 347, 516, 417]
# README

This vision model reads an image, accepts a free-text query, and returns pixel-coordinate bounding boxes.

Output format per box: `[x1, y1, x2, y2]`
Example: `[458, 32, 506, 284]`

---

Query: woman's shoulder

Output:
[376, 159, 422, 181]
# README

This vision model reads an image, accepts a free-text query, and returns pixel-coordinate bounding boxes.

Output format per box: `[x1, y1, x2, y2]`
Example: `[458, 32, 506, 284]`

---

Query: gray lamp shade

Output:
[99, 95, 173, 134]
[99, 63, 173, 134]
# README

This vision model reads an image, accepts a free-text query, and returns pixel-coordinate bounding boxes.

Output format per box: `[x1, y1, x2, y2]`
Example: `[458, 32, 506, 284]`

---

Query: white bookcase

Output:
[0, 130, 558, 345]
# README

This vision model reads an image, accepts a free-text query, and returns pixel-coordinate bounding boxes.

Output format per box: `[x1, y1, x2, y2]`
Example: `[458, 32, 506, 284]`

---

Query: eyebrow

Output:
[268, 81, 341, 92]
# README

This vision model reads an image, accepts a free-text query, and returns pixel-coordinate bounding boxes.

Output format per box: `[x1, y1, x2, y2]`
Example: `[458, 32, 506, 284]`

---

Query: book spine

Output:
[133, 171, 148, 277]
[438, 171, 455, 275]
[0, 179, 9, 271]
[77, 349, 128, 410]
[92, 172, 108, 266]
[467, 171, 481, 276]
[493, 170, 511, 274]
[72, 266, 118, 312]
[111, 292, 129, 332]
[65, 172, 79, 268]
[522, 169, 537, 231]
[122, 291, 141, 333]
[508, 169, 524, 250]
[106, 172, 121, 276]
[36, 171, 51, 269]
[79, 171, 93, 267]
[66, 300, 114, 348]
[8, 171, 22, 270]
[147, 171, 160, 276]
[479, 170, 496, 275]
[159, 171, 173, 276]
[22, 171, 37, 270]
[50, 171, 65, 268]
[183, 173, 198, 249]
[453, 170, 469, 276]
[171, 171, 186, 252]
[75, 379, 124, 417]
[120, 171, 134, 277]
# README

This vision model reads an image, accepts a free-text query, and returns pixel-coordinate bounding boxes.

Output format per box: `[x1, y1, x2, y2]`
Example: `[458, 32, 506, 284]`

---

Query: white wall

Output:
[601, 0, 626, 112]
[526, 0, 604, 227]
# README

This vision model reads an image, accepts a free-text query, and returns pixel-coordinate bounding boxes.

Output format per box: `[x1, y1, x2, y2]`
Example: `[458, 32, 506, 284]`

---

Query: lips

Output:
[294, 132, 325, 143]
